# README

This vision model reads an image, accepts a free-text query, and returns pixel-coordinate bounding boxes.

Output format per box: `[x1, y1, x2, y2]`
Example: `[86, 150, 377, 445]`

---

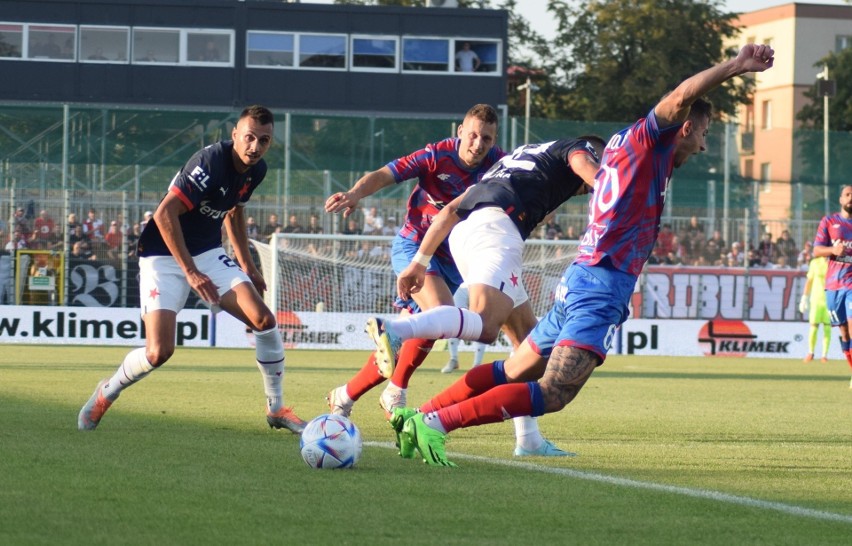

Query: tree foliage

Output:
[795, 46, 852, 185]
[546, 0, 747, 122]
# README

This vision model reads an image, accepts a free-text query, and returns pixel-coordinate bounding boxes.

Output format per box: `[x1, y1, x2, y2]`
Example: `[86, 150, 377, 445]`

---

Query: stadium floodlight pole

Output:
[817, 66, 831, 216]
[517, 76, 539, 145]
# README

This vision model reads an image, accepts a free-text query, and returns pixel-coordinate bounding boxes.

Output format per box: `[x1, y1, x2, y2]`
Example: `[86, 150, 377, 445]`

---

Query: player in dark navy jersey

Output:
[812, 184, 852, 377]
[79, 105, 306, 433]
[394, 44, 775, 466]
[369, 137, 602, 458]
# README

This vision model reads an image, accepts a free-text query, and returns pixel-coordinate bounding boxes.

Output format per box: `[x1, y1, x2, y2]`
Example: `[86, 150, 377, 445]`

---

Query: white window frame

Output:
[27, 23, 77, 62]
[78, 25, 130, 64]
[401, 35, 451, 75]
[450, 37, 501, 76]
[297, 33, 348, 71]
[132, 27, 180, 65]
[183, 29, 234, 67]
[0, 21, 25, 60]
[350, 34, 399, 73]
[246, 30, 295, 69]
[761, 100, 772, 130]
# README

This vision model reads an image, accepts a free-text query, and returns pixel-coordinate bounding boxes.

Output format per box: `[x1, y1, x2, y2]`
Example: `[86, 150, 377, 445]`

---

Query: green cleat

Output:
[402, 413, 456, 467]
[389, 407, 418, 458]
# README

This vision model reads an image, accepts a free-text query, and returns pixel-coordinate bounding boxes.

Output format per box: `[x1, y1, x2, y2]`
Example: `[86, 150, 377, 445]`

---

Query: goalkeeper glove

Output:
[799, 295, 808, 314]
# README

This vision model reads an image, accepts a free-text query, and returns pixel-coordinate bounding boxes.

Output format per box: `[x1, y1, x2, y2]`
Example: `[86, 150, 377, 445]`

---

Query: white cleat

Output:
[441, 358, 459, 374]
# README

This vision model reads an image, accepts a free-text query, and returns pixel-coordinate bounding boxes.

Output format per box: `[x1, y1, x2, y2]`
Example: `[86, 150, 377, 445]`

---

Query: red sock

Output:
[420, 362, 497, 413]
[437, 382, 533, 433]
[845, 350, 852, 370]
[345, 354, 385, 400]
[390, 338, 434, 388]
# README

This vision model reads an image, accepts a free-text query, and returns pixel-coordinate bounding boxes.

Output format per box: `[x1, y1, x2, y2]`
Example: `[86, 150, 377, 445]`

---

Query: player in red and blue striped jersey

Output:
[812, 184, 852, 374]
[397, 44, 776, 466]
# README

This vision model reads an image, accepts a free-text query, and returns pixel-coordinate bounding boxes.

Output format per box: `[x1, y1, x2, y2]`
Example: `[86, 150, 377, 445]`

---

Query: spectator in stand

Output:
[67, 212, 81, 232]
[342, 217, 362, 236]
[282, 214, 305, 234]
[82, 208, 105, 241]
[543, 213, 564, 240]
[307, 214, 324, 234]
[262, 213, 280, 238]
[690, 229, 707, 263]
[68, 240, 96, 267]
[655, 223, 674, 261]
[126, 223, 141, 259]
[564, 224, 580, 240]
[703, 238, 720, 264]
[5, 226, 28, 251]
[727, 241, 745, 265]
[685, 215, 704, 238]
[797, 241, 813, 270]
[31, 209, 56, 249]
[381, 216, 400, 236]
[709, 229, 726, 250]
[246, 216, 259, 239]
[756, 231, 776, 261]
[69, 224, 89, 252]
[104, 220, 123, 260]
[673, 229, 692, 263]
[12, 207, 31, 239]
[748, 248, 762, 268]
[140, 210, 153, 232]
[363, 206, 383, 235]
[776, 229, 798, 265]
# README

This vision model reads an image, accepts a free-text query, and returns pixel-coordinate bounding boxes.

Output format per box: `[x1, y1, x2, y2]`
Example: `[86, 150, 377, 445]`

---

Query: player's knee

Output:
[146, 346, 174, 367]
[478, 320, 502, 344]
[255, 313, 277, 332]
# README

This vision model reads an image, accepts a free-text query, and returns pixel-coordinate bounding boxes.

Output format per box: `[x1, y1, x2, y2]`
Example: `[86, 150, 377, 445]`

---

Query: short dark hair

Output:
[240, 105, 274, 126]
[464, 103, 499, 126]
[688, 98, 712, 122]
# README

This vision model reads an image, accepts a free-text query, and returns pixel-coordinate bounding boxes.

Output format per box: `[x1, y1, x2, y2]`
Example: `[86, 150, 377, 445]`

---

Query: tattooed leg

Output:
[538, 346, 600, 413]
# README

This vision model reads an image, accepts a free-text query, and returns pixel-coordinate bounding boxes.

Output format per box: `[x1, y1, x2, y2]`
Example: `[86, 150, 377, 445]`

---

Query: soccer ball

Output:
[299, 414, 362, 469]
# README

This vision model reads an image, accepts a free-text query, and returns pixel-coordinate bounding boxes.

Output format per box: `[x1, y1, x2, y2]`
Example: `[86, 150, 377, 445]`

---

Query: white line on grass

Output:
[364, 441, 852, 524]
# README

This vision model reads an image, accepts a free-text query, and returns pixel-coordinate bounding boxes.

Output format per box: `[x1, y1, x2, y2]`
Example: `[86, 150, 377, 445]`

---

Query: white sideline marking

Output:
[364, 441, 852, 524]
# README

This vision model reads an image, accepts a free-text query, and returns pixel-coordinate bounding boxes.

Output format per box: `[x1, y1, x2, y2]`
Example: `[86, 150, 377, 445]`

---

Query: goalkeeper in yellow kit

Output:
[799, 256, 831, 363]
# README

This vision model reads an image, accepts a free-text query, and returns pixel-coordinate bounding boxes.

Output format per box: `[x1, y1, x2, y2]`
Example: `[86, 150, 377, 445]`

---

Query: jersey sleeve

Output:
[814, 217, 832, 247]
[386, 144, 435, 184]
[167, 152, 212, 211]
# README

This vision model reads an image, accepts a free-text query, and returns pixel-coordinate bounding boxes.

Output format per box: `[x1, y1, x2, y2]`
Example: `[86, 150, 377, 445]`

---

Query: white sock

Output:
[255, 327, 285, 413]
[513, 416, 544, 451]
[102, 347, 154, 400]
[388, 305, 482, 341]
[423, 411, 447, 433]
[472, 342, 487, 367]
[448, 338, 460, 360]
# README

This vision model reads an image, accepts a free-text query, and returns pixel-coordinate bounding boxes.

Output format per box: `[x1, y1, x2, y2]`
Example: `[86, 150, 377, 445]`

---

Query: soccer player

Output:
[78, 105, 306, 433]
[394, 43, 776, 466]
[799, 255, 830, 363]
[324, 105, 562, 455]
[442, 284, 489, 374]
[370, 137, 602, 370]
[812, 184, 852, 379]
[369, 137, 602, 457]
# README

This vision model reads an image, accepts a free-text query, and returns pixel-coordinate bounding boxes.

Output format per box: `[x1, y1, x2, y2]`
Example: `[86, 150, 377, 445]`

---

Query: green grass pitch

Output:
[1, 344, 850, 545]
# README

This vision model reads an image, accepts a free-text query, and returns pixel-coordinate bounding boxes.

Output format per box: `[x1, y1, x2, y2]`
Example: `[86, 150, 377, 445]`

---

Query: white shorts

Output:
[449, 207, 528, 307]
[138, 247, 250, 316]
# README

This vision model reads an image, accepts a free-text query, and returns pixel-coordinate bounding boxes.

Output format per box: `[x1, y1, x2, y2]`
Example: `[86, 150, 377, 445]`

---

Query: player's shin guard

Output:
[255, 327, 285, 413]
[102, 347, 155, 400]
[390, 338, 434, 389]
[420, 360, 503, 413]
[345, 354, 386, 400]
